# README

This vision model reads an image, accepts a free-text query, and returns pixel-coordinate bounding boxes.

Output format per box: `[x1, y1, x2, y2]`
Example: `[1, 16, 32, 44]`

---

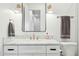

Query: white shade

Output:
[47, 4, 54, 13]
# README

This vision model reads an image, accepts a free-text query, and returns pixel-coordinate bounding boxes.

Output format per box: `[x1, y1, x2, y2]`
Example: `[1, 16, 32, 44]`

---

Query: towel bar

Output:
[57, 16, 74, 19]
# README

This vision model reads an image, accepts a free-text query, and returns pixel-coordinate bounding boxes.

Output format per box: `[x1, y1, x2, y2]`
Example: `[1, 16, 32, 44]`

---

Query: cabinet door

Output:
[19, 45, 46, 56]
[47, 53, 60, 56]
[4, 45, 17, 56]
[19, 53, 46, 56]
[0, 38, 3, 56]
[4, 53, 17, 56]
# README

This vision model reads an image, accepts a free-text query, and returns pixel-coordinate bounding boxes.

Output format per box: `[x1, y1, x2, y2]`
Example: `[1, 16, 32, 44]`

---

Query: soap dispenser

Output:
[45, 32, 49, 39]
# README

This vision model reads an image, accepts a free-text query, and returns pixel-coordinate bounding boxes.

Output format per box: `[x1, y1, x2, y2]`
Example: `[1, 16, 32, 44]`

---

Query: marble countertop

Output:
[3, 39, 60, 45]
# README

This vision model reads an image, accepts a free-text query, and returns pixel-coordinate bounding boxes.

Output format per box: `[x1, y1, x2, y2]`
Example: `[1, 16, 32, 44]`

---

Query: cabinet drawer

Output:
[19, 46, 46, 53]
[47, 46, 60, 53]
[4, 45, 17, 54]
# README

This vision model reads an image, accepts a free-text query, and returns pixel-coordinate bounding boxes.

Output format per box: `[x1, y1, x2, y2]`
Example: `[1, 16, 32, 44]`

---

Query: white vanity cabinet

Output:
[3, 44, 60, 56]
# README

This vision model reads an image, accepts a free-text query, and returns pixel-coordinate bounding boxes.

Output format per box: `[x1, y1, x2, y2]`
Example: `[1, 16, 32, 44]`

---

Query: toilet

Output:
[60, 42, 77, 56]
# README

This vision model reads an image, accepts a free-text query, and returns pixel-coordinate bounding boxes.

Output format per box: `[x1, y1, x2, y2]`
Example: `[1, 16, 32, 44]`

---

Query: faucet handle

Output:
[36, 36, 38, 40]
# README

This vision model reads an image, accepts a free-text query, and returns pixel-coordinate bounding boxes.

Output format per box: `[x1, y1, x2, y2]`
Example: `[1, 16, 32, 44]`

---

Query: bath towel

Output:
[61, 16, 70, 39]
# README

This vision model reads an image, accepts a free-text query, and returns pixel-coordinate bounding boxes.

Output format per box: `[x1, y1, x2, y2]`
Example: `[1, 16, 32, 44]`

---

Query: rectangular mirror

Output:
[22, 3, 46, 32]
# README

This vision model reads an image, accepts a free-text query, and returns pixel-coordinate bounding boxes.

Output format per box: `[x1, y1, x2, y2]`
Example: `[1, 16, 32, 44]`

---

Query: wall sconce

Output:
[16, 4, 21, 8]
[14, 3, 22, 14]
[47, 4, 54, 13]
